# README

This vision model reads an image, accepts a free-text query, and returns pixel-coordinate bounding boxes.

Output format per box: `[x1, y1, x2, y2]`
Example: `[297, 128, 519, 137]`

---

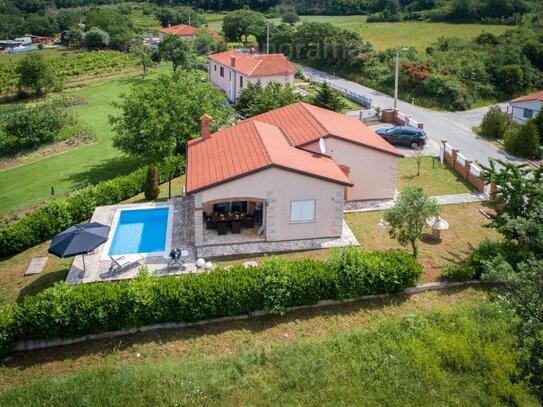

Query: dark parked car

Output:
[375, 126, 427, 149]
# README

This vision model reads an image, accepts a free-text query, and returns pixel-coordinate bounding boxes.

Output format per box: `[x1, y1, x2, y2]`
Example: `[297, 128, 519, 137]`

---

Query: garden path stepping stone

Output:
[24, 257, 48, 276]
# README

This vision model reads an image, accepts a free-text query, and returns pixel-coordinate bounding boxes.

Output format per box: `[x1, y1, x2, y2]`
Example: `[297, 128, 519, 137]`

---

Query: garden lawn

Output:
[220, 202, 499, 283]
[397, 157, 473, 195]
[345, 202, 500, 281]
[0, 296, 537, 406]
[208, 15, 509, 51]
[0, 71, 157, 218]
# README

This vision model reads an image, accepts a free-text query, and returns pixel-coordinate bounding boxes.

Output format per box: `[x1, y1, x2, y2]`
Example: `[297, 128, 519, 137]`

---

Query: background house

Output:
[510, 91, 543, 123]
[158, 23, 221, 41]
[208, 50, 296, 102]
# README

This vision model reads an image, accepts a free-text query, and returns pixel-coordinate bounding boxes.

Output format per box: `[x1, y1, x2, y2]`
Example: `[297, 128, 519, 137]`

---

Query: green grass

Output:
[208, 15, 509, 51]
[398, 157, 473, 195]
[0, 300, 537, 406]
[0, 68, 173, 218]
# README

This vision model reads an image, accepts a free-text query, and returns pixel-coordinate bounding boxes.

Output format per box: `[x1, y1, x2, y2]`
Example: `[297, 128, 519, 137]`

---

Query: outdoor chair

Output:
[231, 220, 241, 234]
[206, 217, 216, 229]
[109, 254, 144, 274]
[243, 216, 254, 228]
[217, 222, 228, 235]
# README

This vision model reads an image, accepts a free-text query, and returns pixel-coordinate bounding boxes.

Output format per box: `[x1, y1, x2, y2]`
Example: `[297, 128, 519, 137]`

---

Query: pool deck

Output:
[66, 198, 197, 284]
[66, 195, 359, 284]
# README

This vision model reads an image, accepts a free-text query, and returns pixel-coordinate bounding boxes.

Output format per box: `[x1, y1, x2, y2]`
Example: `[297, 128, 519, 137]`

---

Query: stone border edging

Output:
[14, 280, 493, 352]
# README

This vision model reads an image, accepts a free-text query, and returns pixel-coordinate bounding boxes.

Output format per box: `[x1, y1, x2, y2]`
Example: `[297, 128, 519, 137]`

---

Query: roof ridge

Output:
[298, 102, 329, 135]
[250, 121, 274, 164]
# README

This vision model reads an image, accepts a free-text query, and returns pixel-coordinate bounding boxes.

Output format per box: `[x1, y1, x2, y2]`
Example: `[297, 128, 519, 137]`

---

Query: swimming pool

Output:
[107, 207, 171, 256]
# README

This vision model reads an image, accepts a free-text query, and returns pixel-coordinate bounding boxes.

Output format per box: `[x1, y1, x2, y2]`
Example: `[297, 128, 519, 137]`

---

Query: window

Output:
[214, 64, 217, 72]
[229, 71, 231, 81]
[240, 76, 244, 88]
[524, 108, 534, 119]
[220, 66, 224, 77]
[290, 200, 316, 223]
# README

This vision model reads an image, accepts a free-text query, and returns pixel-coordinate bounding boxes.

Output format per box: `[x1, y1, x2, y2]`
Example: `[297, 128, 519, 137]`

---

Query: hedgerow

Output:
[0, 156, 183, 258]
[0, 249, 422, 355]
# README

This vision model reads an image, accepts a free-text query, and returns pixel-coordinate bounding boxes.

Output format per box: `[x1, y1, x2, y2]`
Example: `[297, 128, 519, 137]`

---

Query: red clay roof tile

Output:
[209, 50, 296, 77]
[186, 118, 352, 193]
[511, 91, 543, 104]
[159, 24, 222, 39]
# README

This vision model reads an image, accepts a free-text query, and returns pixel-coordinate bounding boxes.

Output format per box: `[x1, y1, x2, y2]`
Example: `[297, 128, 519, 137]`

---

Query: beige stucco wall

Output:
[208, 61, 294, 102]
[305, 138, 397, 201]
[192, 167, 344, 243]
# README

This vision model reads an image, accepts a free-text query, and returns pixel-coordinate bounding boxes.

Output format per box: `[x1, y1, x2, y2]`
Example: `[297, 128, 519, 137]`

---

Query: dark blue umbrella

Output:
[48, 222, 110, 271]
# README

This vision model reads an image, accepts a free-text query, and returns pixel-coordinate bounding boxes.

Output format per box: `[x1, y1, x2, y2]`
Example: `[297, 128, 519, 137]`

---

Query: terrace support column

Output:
[194, 208, 203, 247]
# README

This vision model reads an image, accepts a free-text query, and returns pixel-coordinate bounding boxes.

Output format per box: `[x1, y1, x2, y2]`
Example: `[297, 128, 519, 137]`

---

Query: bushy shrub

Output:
[328, 247, 423, 298]
[504, 121, 540, 158]
[479, 106, 507, 139]
[0, 102, 75, 156]
[441, 263, 476, 281]
[467, 239, 522, 276]
[0, 249, 422, 355]
[0, 156, 184, 258]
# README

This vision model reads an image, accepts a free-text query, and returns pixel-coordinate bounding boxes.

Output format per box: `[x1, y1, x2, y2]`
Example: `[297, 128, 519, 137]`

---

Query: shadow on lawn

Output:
[65, 156, 141, 188]
[16, 268, 69, 304]
[3, 290, 423, 369]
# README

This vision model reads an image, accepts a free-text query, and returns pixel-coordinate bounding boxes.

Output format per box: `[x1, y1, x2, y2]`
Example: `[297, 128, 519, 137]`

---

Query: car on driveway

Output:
[375, 126, 427, 149]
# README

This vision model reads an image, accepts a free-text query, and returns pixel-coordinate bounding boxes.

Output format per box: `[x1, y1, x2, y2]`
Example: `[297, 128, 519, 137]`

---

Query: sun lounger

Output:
[109, 254, 144, 274]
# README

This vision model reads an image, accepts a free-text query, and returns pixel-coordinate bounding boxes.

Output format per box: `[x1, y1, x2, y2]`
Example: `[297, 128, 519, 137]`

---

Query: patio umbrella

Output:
[48, 222, 110, 272]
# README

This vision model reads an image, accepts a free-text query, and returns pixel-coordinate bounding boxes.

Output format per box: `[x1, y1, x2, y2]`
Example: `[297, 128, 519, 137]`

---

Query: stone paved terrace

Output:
[197, 220, 359, 258]
[66, 197, 197, 284]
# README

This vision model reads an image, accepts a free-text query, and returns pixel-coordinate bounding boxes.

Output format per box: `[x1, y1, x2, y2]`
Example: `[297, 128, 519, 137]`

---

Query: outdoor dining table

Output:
[212, 212, 246, 235]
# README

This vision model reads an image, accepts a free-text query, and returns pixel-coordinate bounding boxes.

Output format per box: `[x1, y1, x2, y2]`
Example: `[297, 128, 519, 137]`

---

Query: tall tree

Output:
[222, 8, 266, 43]
[158, 35, 196, 72]
[130, 43, 154, 78]
[110, 72, 232, 160]
[312, 82, 347, 112]
[235, 81, 300, 118]
[15, 54, 58, 96]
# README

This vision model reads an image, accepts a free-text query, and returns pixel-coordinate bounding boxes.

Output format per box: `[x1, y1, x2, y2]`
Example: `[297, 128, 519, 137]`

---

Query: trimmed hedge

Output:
[0, 156, 184, 258]
[0, 248, 422, 355]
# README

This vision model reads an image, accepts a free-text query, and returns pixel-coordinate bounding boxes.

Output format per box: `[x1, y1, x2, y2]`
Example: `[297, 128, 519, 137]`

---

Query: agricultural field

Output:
[208, 15, 509, 51]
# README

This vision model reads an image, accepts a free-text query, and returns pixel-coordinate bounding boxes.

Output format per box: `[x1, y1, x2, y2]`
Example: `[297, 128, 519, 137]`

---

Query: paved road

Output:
[303, 67, 522, 166]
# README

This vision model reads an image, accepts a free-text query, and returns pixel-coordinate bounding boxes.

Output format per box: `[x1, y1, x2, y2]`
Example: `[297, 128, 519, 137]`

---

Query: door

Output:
[339, 165, 351, 201]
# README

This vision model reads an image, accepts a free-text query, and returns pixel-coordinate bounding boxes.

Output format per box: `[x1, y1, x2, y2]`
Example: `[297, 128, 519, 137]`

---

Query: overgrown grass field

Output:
[208, 15, 509, 50]
[0, 299, 537, 405]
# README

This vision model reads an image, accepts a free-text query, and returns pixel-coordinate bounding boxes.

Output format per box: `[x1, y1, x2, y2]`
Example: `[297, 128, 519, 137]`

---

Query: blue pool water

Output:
[108, 207, 169, 256]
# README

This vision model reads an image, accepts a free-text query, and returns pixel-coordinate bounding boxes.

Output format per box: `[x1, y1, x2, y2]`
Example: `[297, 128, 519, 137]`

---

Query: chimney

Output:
[168, 23, 171, 27]
[200, 114, 212, 140]
[230, 56, 236, 67]
[250, 47, 255, 55]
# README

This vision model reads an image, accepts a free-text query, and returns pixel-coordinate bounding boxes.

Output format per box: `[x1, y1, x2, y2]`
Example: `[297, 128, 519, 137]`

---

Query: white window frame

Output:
[290, 199, 316, 224]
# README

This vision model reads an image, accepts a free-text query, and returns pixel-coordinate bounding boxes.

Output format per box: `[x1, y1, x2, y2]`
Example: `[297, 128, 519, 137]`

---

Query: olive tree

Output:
[384, 186, 439, 258]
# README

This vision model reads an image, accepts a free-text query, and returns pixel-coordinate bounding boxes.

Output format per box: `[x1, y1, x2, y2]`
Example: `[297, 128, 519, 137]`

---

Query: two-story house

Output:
[208, 50, 296, 102]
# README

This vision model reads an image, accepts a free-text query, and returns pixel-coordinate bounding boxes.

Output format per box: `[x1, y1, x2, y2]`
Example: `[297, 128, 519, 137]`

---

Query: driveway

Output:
[303, 67, 523, 166]
[369, 123, 441, 157]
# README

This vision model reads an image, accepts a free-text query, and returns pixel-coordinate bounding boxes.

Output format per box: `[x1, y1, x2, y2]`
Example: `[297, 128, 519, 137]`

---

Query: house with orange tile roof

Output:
[208, 50, 296, 102]
[159, 23, 222, 41]
[186, 102, 402, 253]
[510, 91, 543, 123]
